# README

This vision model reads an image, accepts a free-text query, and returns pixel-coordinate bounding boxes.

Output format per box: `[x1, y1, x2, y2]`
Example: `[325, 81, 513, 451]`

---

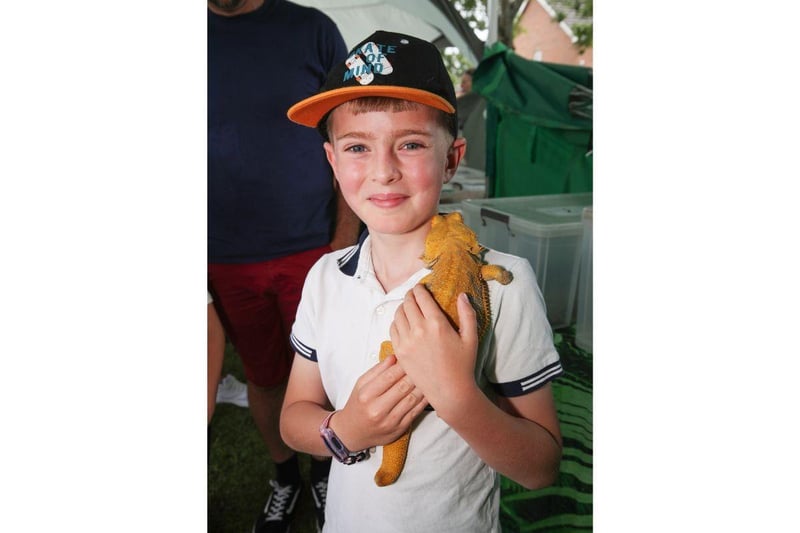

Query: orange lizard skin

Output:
[374, 212, 513, 486]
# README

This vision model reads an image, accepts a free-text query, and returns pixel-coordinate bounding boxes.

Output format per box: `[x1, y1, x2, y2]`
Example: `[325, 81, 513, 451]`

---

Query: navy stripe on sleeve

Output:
[491, 361, 564, 397]
[290, 333, 317, 362]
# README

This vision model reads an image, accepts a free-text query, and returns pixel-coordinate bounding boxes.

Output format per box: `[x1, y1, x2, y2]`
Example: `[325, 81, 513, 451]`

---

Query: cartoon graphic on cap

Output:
[344, 41, 394, 86]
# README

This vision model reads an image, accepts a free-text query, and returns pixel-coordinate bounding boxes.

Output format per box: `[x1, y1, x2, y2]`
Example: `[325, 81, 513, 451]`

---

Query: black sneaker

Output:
[310, 476, 328, 533]
[252, 479, 302, 533]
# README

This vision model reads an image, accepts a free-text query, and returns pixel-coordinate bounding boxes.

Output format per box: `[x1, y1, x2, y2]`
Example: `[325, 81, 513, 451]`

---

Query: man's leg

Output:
[209, 262, 302, 533]
[246, 380, 294, 464]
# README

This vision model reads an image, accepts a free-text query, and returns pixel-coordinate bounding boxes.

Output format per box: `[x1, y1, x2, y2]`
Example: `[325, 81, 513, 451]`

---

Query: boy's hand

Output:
[389, 285, 480, 414]
[336, 354, 428, 451]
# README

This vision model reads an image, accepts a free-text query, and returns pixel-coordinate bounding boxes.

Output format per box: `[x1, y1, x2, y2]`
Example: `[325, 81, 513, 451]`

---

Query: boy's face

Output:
[324, 103, 466, 239]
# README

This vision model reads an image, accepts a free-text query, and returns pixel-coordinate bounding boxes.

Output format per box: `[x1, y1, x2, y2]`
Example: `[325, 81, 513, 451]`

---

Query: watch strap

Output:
[319, 411, 370, 465]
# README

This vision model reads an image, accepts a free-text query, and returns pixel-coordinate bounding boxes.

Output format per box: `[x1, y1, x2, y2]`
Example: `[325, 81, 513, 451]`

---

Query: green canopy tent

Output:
[473, 43, 593, 198]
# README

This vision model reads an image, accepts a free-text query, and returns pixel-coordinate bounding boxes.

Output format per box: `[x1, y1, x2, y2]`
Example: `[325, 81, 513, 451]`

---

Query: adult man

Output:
[208, 1, 360, 531]
[456, 68, 481, 132]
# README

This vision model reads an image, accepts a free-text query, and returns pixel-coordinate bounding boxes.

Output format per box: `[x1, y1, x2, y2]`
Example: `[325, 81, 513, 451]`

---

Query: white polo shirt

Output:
[291, 234, 563, 533]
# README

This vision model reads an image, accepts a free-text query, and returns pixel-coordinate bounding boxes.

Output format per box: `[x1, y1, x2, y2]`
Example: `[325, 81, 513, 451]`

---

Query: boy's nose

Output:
[371, 153, 401, 184]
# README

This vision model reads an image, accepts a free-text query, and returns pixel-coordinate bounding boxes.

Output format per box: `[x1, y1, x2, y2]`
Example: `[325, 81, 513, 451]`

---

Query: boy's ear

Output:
[324, 141, 336, 168]
[443, 137, 467, 183]
[324, 141, 342, 186]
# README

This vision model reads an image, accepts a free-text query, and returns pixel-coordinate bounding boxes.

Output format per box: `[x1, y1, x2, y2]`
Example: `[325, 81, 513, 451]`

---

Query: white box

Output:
[461, 193, 592, 329]
[436, 203, 463, 215]
[440, 165, 487, 204]
[575, 207, 592, 352]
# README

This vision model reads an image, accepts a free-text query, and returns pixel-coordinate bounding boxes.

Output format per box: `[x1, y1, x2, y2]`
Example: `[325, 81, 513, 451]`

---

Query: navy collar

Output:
[337, 228, 369, 277]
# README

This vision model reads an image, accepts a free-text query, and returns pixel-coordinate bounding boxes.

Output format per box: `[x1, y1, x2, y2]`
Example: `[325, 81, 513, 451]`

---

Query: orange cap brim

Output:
[287, 85, 456, 128]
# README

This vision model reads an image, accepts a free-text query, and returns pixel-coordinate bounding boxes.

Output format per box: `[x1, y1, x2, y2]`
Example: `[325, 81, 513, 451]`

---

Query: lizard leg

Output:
[481, 264, 513, 285]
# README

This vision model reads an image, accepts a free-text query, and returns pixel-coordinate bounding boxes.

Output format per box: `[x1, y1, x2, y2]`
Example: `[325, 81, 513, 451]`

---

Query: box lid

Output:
[462, 193, 592, 237]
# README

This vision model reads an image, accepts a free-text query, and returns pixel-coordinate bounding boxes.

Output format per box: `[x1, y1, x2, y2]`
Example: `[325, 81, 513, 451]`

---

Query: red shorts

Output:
[208, 245, 330, 388]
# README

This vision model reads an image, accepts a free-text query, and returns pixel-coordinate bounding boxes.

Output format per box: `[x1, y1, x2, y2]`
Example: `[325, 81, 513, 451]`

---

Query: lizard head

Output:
[423, 212, 485, 262]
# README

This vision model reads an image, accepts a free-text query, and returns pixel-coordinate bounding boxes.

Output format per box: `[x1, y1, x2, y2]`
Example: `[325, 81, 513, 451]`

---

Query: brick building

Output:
[514, 0, 593, 67]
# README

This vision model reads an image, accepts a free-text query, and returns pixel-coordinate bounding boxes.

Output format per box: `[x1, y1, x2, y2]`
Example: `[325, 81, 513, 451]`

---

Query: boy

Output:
[282, 31, 564, 532]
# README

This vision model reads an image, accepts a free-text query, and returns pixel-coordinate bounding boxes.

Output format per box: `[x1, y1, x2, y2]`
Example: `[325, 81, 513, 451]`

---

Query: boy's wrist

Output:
[320, 411, 371, 465]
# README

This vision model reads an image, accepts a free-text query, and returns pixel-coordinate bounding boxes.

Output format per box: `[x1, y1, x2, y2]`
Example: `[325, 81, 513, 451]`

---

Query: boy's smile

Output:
[367, 192, 409, 209]
[324, 103, 465, 239]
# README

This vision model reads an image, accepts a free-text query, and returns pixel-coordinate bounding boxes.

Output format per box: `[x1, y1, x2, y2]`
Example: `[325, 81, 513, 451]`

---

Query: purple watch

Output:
[319, 411, 370, 465]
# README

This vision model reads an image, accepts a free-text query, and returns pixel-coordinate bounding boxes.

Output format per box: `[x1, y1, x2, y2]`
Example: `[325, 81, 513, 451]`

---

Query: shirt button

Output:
[376, 305, 385, 315]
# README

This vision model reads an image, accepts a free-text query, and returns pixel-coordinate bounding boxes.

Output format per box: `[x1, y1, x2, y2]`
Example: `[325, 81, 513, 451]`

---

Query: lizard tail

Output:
[374, 431, 410, 486]
[374, 340, 411, 486]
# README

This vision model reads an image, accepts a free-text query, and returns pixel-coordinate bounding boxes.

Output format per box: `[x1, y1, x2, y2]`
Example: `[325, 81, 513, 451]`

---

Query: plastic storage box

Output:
[461, 193, 592, 329]
[436, 203, 463, 215]
[575, 207, 593, 352]
[440, 165, 488, 204]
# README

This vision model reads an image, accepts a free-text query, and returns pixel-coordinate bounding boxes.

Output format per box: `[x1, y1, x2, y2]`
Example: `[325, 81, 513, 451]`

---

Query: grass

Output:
[208, 343, 318, 533]
[209, 328, 592, 532]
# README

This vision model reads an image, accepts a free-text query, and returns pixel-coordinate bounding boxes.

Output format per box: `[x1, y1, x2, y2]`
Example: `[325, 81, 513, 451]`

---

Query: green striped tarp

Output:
[500, 329, 593, 532]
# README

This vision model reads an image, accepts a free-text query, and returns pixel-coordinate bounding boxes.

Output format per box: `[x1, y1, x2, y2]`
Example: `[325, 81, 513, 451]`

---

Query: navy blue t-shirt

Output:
[208, 0, 348, 263]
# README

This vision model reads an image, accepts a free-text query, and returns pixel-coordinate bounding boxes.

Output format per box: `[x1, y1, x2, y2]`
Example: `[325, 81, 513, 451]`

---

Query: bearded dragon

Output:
[374, 211, 513, 486]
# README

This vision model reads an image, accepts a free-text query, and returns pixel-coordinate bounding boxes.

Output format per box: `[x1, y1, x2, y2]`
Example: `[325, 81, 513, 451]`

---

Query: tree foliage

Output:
[450, 0, 526, 50]
[444, 0, 526, 80]
[449, 0, 593, 54]
[553, 0, 593, 51]
[443, 0, 592, 79]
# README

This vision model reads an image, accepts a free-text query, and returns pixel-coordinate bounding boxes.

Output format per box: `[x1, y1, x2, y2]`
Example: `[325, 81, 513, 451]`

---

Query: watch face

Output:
[322, 428, 349, 462]
[321, 427, 370, 464]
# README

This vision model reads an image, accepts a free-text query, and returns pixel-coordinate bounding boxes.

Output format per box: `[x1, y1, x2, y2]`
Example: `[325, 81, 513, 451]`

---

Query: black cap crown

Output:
[288, 31, 457, 130]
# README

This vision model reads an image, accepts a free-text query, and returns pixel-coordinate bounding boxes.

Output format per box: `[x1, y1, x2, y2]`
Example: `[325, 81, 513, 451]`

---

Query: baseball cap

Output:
[287, 30, 457, 131]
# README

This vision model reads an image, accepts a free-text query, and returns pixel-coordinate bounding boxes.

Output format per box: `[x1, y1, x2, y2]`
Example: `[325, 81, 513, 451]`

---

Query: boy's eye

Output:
[344, 144, 367, 153]
[402, 142, 423, 150]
